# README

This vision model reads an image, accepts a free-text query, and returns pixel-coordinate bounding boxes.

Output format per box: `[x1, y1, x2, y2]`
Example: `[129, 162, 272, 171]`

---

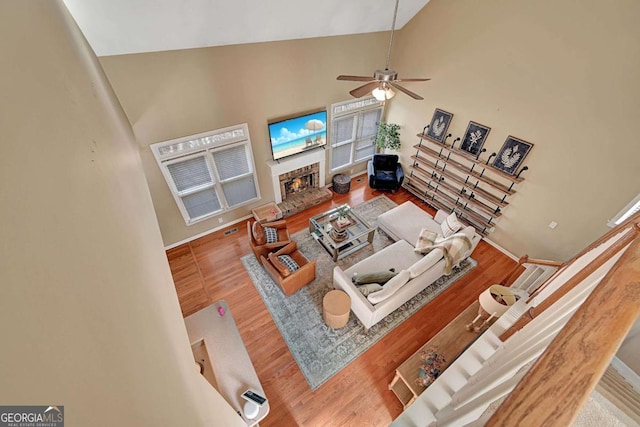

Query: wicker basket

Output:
[332, 174, 352, 194]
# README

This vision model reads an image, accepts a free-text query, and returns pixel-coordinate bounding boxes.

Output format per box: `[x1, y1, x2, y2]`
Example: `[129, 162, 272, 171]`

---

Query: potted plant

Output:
[375, 122, 401, 152]
[336, 205, 351, 224]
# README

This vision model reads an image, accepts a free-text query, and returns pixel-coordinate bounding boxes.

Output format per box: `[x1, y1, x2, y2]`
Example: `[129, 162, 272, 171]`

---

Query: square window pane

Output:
[358, 108, 382, 138]
[213, 145, 250, 180]
[331, 143, 352, 170]
[221, 176, 258, 207]
[167, 156, 212, 192]
[332, 116, 355, 145]
[182, 189, 221, 220]
[355, 145, 375, 162]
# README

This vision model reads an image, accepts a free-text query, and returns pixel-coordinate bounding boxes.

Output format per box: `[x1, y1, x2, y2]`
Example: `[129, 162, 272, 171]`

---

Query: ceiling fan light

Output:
[372, 85, 395, 101]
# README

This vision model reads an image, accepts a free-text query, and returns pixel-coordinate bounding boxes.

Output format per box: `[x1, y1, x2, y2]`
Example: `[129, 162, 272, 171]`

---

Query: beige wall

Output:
[100, 0, 640, 259]
[100, 34, 388, 246]
[389, 0, 640, 260]
[0, 2, 243, 426]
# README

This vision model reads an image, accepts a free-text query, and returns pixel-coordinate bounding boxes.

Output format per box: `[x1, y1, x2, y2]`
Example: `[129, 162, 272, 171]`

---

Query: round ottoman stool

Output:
[323, 289, 351, 328]
[332, 174, 352, 194]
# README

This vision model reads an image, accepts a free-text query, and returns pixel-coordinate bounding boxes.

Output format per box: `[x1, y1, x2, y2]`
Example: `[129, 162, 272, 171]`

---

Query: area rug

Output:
[241, 195, 477, 390]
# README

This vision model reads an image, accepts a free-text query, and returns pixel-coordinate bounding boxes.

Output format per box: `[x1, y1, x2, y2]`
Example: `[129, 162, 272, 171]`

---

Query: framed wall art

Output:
[460, 121, 491, 156]
[492, 136, 533, 175]
[425, 108, 453, 143]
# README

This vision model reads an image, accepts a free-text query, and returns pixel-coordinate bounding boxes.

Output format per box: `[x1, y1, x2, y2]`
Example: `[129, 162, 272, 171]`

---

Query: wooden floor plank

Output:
[166, 175, 517, 426]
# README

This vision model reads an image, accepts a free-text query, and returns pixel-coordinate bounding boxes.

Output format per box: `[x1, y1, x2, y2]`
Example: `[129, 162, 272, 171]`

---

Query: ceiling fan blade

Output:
[389, 82, 424, 100]
[337, 75, 374, 82]
[396, 78, 431, 82]
[350, 82, 382, 98]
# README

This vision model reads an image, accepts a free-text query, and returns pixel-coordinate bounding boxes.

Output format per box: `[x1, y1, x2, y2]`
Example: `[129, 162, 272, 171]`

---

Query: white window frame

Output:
[330, 97, 384, 172]
[608, 192, 640, 227]
[151, 123, 260, 225]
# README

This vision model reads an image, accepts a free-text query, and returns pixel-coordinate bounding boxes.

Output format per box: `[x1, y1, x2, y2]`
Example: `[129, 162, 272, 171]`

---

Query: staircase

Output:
[596, 360, 640, 424]
[509, 262, 557, 295]
[391, 217, 640, 427]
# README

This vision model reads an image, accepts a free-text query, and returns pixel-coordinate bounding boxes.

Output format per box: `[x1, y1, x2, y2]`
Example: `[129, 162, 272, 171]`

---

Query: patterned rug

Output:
[241, 195, 477, 390]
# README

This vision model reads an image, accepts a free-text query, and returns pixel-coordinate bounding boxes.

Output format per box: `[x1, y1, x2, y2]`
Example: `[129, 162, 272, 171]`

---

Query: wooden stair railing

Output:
[499, 215, 640, 342]
[499, 255, 563, 288]
[486, 232, 640, 426]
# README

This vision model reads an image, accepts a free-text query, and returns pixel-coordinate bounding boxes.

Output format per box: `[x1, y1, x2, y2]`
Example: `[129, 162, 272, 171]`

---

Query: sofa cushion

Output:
[367, 270, 412, 304]
[375, 170, 396, 183]
[408, 248, 444, 279]
[441, 212, 463, 237]
[378, 201, 441, 244]
[373, 154, 399, 170]
[343, 240, 422, 277]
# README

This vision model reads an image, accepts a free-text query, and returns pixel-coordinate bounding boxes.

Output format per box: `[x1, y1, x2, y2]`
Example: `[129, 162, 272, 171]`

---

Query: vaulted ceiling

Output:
[63, 0, 430, 57]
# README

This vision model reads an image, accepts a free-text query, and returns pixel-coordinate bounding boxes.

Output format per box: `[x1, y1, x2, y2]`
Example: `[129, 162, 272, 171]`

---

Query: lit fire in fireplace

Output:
[290, 177, 303, 192]
[279, 163, 320, 201]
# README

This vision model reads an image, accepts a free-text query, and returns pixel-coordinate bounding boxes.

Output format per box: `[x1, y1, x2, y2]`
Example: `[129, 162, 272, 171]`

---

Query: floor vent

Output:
[223, 227, 238, 236]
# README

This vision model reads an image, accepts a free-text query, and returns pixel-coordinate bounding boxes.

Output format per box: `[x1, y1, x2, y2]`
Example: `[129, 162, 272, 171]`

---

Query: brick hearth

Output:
[278, 187, 332, 218]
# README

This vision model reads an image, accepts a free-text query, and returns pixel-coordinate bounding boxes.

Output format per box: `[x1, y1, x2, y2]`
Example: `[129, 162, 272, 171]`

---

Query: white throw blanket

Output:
[416, 231, 472, 275]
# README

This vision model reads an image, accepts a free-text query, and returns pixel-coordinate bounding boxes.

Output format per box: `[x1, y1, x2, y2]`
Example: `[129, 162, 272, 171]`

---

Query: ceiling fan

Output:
[337, 0, 430, 101]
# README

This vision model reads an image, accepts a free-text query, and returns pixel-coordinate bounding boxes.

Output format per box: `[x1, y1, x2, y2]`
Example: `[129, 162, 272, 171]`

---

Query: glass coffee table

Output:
[309, 204, 376, 261]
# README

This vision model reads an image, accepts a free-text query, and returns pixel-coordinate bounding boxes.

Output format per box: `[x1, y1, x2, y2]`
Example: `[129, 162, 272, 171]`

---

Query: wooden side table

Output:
[388, 302, 479, 408]
[323, 290, 351, 328]
[252, 202, 283, 223]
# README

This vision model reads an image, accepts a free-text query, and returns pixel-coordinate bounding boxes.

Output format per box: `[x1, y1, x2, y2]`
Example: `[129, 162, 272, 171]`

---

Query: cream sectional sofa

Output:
[332, 202, 481, 330]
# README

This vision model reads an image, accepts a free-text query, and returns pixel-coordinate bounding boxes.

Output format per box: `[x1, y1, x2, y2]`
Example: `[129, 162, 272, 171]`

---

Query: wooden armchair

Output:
[247, 219, 291, 264]
[260, 242, 317, 296]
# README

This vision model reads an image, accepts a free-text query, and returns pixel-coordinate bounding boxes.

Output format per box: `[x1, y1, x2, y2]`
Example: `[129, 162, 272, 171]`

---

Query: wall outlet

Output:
[218, 217, 224, 224]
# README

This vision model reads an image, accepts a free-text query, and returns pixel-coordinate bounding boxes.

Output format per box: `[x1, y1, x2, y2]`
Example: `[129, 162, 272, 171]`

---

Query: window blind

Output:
[151, 123, 260, 225]
[167, 156, 213, 193]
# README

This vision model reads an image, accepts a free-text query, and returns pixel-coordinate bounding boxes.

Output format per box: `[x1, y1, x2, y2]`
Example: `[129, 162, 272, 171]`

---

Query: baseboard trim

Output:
[164, 214, 253, 250]
[482, 237, 519, 261]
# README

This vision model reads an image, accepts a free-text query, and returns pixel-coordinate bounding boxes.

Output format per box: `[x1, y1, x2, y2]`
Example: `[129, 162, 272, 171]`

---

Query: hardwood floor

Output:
[167, 176, 517, 426]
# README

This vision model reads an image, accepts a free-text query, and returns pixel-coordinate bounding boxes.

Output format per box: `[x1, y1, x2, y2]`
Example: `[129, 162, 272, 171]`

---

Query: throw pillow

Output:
[367, 270, 411, 304]
[414, 228, 439, 253]
[357, 283, 383, 297]
[252, 221, 266, 245]
[277, 254, 299, 272]
[268, 252, 291, 277]
[352, 269, 397, 286]
[264, 226, 278, 244]
[441, 212, 463, 238]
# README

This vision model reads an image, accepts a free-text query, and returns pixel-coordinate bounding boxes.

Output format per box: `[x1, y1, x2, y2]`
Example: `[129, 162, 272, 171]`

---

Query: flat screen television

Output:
[268, 108, 327, 161]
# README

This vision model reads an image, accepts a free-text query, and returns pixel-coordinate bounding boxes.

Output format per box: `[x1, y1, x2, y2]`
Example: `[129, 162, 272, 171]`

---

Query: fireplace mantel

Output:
[267, 149, 326, 203]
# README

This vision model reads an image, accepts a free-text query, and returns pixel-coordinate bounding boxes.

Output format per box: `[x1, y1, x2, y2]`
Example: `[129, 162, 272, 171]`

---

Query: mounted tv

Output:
[268, 108, 327, 161]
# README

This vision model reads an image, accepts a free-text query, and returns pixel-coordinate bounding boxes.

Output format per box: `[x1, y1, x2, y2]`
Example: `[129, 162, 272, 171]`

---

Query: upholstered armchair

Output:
[247, 219, 291, 263]
[260, 242, 317, 295]
[367, 154, 404, 192]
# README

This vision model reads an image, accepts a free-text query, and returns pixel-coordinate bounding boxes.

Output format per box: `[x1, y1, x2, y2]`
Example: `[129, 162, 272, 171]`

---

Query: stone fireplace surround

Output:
[279, 163, 319, 201]
[267, 149, 332, 217]
[267, 149, 327, 204]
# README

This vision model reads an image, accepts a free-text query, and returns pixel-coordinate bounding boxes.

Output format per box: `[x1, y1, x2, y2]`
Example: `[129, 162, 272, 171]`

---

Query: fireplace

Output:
[279, 163, 320, 200]
[266, 149, 332, 217]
